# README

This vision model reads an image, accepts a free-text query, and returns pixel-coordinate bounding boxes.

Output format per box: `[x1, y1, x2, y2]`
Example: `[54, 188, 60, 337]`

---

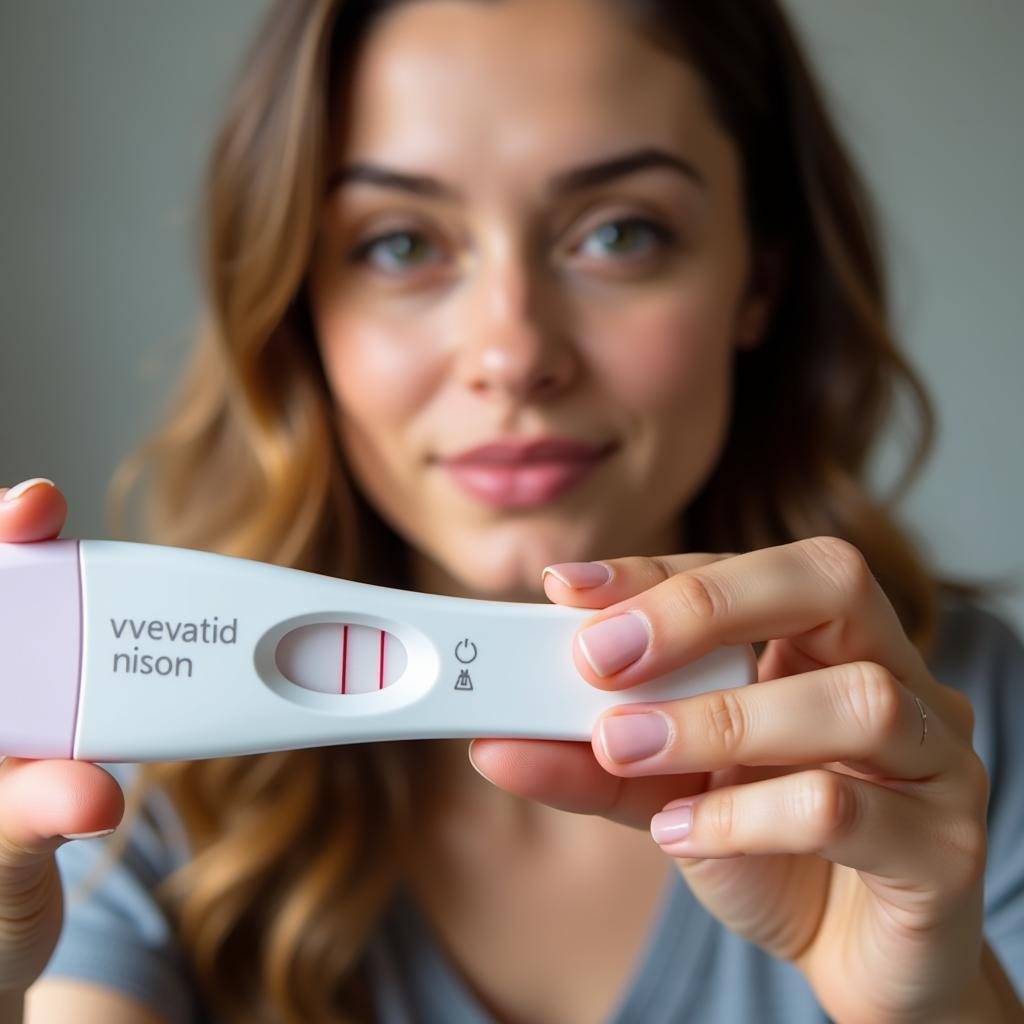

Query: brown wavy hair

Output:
[77, 1, 1005, 1021]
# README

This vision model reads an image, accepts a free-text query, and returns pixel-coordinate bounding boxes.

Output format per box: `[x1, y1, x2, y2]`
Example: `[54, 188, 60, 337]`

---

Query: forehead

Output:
[329, 0, 728, 177]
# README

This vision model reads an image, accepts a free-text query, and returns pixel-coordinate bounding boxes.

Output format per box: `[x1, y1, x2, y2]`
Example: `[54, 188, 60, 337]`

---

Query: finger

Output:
[0, 757, 123, 991]
[541, 552, 736, 609]
[467, 737, 710, 830]
[648, 767, 987, 902]
[593, 665, 968, 787]
[0, 757, 124, 865]
[0, 479, 67, 542]
[570, 537, 928, 697]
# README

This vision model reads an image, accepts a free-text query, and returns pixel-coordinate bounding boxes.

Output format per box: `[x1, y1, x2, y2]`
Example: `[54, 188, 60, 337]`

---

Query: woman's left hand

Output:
[469, 537, 1007, 1023]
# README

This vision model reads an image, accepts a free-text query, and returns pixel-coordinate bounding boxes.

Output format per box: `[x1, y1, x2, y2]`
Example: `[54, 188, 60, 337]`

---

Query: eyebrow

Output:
[324, 146, 707, 201]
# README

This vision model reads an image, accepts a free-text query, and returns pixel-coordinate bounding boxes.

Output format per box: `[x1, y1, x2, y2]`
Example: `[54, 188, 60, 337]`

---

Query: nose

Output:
[454, 246, 579, 403]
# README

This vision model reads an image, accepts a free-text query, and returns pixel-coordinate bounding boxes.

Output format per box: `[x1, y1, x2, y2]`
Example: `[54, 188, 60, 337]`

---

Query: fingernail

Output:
[467, 745, 494, 784]
[599, 712, 669, 762]
[60, 828, 115, 841]
[651, 803, 694, 844]
[2, 477, 55, 503]
[542, 562, 611, 589]
[578, 611, 651, 676]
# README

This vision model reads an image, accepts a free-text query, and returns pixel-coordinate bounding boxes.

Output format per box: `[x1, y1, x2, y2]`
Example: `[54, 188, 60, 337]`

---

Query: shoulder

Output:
[925, 590, 1024, 832]
[925, 589, 1024, 698]
[923, 591, 1024, 798]
[927, 594, 1024, 983]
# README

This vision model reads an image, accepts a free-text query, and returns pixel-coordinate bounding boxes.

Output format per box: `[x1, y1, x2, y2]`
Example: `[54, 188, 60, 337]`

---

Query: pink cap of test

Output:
[0, 539, 82, 759]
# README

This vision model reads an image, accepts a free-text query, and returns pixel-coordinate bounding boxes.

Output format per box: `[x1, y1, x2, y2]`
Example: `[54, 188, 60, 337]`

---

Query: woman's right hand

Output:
[0, 479, 125, 995]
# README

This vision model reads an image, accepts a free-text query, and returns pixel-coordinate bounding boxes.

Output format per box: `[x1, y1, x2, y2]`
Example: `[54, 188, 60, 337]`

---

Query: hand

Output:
[0, 479, 125, 994]
[469, 538, 999, 1023]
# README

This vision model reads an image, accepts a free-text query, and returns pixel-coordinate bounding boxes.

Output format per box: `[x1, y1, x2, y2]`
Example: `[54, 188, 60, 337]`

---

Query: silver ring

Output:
[914, 696, 928, 746]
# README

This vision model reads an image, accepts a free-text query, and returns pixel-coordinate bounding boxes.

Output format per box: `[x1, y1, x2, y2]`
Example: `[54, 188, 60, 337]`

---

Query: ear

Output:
[735, 241, 790, 351]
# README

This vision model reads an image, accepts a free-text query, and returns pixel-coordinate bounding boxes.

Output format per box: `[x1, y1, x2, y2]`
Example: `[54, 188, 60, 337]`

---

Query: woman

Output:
[2, 0, 1022, 1021]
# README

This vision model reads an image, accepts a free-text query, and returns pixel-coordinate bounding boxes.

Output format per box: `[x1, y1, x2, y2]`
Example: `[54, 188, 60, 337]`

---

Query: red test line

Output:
[379, 629, 385, 689]
[341, 624, 348, 694]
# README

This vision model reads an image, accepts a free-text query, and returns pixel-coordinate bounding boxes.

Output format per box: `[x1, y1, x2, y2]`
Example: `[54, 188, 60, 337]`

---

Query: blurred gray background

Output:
[1, 1, 1022, 633]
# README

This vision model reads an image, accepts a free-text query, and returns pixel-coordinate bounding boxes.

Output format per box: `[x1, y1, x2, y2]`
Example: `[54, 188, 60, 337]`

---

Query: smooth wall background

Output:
[1, 1, 1022, 632]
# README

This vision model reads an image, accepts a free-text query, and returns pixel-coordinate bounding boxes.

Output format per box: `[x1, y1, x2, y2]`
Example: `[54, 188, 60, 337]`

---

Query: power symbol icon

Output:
[454, 638, 477, 663]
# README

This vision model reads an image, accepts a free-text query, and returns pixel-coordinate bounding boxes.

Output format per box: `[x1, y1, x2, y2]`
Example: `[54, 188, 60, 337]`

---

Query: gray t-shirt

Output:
[40, 592, 1024, 1022]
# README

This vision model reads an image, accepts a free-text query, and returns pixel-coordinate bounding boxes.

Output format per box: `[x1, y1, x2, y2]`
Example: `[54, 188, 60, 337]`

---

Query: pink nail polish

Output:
[61, 827, 116, 841]
[578, 611, 651, 676]
[651, 804, 693, 844]
[600, 712, 669, 762]
[541, 562, 611, 589]
[2, 478, 55, 503]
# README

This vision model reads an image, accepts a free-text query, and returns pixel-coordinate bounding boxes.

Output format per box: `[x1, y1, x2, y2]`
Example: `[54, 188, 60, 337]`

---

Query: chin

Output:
[443, 556, 545, 602]
[437, 522, 606, 601]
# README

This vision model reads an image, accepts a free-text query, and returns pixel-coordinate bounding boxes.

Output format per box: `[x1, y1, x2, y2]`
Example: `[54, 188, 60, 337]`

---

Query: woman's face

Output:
[308, 0, 772, 599]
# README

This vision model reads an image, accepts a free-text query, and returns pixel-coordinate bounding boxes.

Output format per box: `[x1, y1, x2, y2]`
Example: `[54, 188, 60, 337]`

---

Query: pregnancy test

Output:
[0, 539, 756, 762]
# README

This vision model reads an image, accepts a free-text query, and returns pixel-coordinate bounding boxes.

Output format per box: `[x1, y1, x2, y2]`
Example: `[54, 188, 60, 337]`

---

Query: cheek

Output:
[592, 292, 732, 406]
[316, 312, 442, 432]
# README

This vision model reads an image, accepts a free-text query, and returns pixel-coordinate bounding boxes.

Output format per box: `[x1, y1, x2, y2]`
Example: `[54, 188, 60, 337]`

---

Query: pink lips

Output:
[440, 437, 615, 509]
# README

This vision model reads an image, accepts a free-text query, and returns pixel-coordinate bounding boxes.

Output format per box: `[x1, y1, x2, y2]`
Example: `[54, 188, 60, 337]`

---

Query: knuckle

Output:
[701, 689, 747, 758]
[0, 830, 44, 873]
[802, 536, 875, 600]
[839, 661, 905, 740]
[706, 790, 737, 843]
[669, 570, 728, 622]
[620, 555, 675, 588]
[943, 813, 989, 892]
[790, 770, 858, 845]
[648, 555, 683, 583]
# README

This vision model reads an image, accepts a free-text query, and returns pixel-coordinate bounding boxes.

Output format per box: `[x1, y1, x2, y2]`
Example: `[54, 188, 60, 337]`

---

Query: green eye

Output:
[354, 231, 439, 273]
[580, 217, 673, 259]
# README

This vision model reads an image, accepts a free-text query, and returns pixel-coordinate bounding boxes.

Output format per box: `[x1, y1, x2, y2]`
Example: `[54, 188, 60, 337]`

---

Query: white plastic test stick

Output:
[0, 539, 756, 762]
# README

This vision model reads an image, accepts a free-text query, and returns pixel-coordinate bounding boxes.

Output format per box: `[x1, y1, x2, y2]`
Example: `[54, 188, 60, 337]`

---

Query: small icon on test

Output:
[455, 638, 477, 663]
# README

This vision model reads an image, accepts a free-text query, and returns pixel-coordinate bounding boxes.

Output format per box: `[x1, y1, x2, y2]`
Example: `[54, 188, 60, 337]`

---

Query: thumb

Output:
[0, 757, 124, 988]
[0, 756, 124, 866]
